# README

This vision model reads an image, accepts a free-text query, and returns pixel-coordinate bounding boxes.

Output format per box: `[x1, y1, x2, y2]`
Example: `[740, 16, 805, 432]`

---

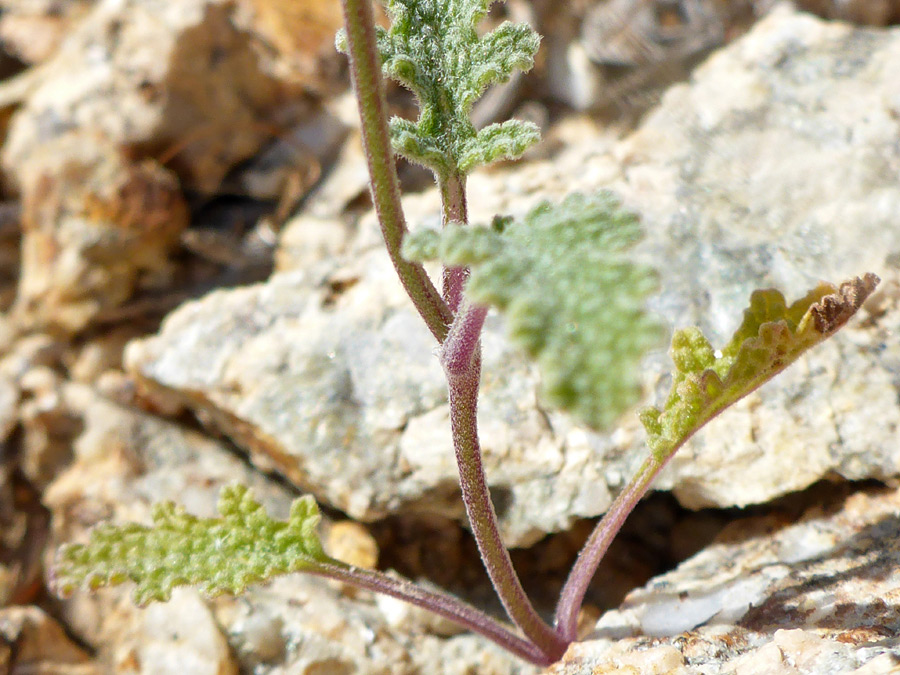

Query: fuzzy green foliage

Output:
[53, 485, 331, 605]
[338, 0, 540, 177]
[404, 192, 665, 430]
[640, 273, 880, 460]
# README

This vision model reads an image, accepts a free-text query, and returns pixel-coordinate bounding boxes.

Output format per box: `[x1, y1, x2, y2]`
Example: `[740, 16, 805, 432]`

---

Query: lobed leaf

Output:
[405, 192, 665, 430]
[459, 120, 541, 173]
[53, 484, 331, 605]
[640, 273, 880, 460]
[339, 0, 540, 177]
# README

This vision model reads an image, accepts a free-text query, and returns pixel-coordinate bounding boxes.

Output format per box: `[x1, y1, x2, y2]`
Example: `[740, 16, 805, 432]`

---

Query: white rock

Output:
[127, 6, 900, 545]
[45, 384, 532, 673]
[139, 590, 237, 675]
[554, 486, 900, 673]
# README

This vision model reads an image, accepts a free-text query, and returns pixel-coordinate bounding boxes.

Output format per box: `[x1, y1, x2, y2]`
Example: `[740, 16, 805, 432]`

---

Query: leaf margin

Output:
[52, 484, 333, 606]
[639, 273, 880, 461]
[404, 190, 666, 431]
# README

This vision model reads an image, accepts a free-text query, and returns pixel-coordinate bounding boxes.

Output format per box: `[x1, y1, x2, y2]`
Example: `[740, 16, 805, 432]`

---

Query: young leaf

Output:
[339, 0, 540, 177]
[639, 273, 880, 461]
[53, 484, 332, 605]
[404, 192, 665, 430]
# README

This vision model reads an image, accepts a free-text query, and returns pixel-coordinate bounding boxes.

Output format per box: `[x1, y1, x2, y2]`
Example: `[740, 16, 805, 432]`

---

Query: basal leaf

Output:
[340, 0, 540, 177]
[404, 192, 665, 430]
[53, 484, 331, 605]
[640, 274, 880, 460]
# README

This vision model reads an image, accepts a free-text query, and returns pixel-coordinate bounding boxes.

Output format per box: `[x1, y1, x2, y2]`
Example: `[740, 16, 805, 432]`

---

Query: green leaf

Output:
[389, 117, 448, 170]
[53, 484, 331, 605]
[640, 273, 880, 461]
[459, 120, 541, 173]
[404, 192, 665, 430]
[339, 0, 540, 177]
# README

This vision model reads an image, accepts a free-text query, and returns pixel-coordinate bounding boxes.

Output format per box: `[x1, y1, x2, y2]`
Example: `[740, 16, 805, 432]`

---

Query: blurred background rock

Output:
[0, 1, 898, 672]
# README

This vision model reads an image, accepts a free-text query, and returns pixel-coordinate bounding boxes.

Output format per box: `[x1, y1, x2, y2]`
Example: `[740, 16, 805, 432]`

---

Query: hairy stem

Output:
[439, 172, 469, 313]
[311, 560, 554, 666]
[554, 451, 669, 641]
[342, 0, 562, 663]
[340, 0, 452, 342]
[446, 349, 568, 661]
[442, 302, 489, 375]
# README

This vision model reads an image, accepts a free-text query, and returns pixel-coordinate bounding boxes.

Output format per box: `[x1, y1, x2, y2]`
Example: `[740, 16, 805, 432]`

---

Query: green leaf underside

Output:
[53, 485, 330, 605]
[405, 192, 665, 430]
[340, 0, 540, 177]
[640, 273, 880, 461]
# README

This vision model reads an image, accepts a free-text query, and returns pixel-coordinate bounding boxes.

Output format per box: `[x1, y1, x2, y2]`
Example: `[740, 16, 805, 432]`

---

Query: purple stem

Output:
[340, 0, 452, 342]
[442, 303, 489, 376]
[435, 134, 564, 661]
[554, 454, 665, 641]
[446, 349, 568, 661]
[439, 173, 469, 312]
[310, 561, 554, 666]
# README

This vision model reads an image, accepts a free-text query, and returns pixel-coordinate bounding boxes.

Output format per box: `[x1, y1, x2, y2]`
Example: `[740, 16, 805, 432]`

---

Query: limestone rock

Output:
[237, 0, 347, 94]
[217, 104, 348, 204]
[326, 520, 380, 569]
[124, 250, 604, 545]
[13, 139, 189, 334]
[66, 324, 150, 384]
[126, 6, 900, 545]
[0, 1, 96, 65]
[551, 486, 900, 673]
[604, 4, 900, 509]
[544, 0, 900, 113]
[19, 366, 82, 489]
[2, 0, 287, 197]
[44, 384, 530, 673]
[0, 472, 48, 609]
[797, 0, 900, 24]
[134, 590, 238, 675]
[0, 605, 100, 674]
[211, 575, 535, 674]
[0, 462, 22, 606]
[0, 336, 61, 605]
[0, 202, 19, 311]
[0, 0, 344, 333]
[0, 369, 17, 443]
[274, 127, 370, 272]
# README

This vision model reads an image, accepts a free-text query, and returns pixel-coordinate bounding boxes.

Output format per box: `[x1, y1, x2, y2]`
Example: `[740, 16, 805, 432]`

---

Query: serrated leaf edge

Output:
[641, 273, 880, 460]
[369, 0, 540, 176]
[52, 484, 333, 606]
